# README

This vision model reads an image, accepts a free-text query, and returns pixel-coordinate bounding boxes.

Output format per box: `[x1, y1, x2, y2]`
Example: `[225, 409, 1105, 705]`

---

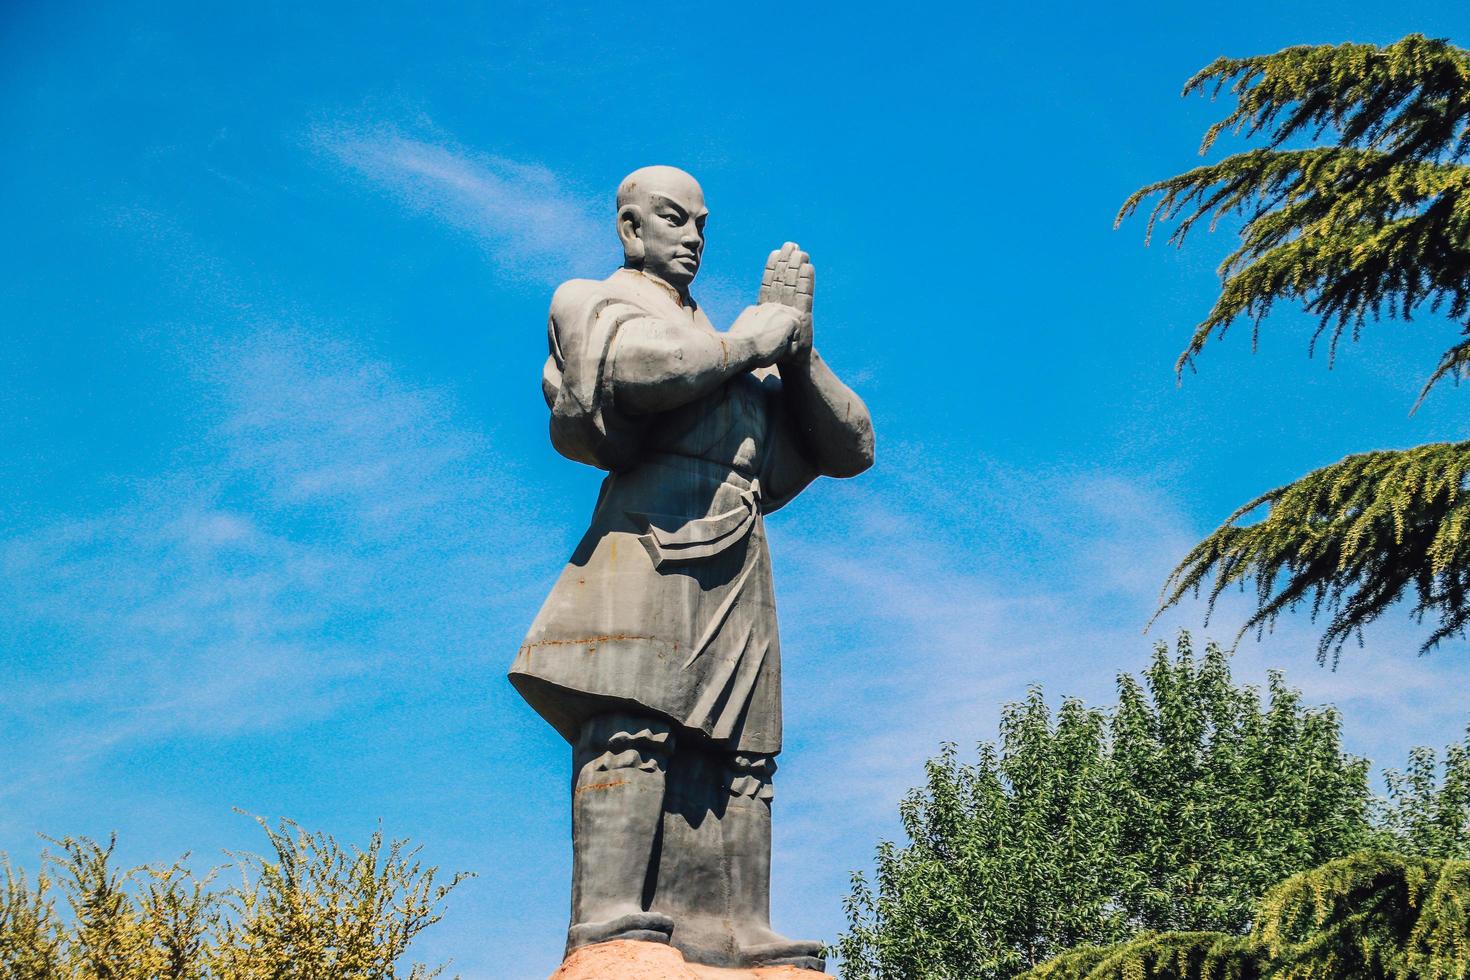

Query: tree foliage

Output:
[1159, 442, 1470, 662]
[1, 859, 64, 979]
[1378, 727, 1470, 860]
[1120, 34, 1470, 378]
[836, 635, 1375, 980]
[1020, 852, 1470, 980]
[1123, 35, 1470, 657]
[0, 818, 469, 979]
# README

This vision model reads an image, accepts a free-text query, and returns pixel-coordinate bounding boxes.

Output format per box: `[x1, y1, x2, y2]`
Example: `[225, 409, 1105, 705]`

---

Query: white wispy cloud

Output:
[0, 325, 552, 803]
[770, 460, 1196, 831]
[314, 126, 613, 284]
[215, 329, 492, 531]
[313, 125, 758, 325]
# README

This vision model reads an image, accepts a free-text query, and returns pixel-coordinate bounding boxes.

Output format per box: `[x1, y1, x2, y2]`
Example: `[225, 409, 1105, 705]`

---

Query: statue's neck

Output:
[624, 264, 692, 308]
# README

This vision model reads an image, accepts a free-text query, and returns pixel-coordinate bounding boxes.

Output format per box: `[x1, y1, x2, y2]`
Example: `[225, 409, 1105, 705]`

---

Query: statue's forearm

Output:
[780, 349, 875, 478]
[611, 319, 760, 416]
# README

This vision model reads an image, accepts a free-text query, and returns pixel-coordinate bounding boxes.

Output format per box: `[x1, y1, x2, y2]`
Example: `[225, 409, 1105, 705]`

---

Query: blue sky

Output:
[2, 1, 1468, 976]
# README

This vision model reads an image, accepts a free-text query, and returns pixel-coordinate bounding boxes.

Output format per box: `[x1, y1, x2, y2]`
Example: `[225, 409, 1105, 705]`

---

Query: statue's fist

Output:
[786, 308, 813, 364]
[731, 303, 811, 367]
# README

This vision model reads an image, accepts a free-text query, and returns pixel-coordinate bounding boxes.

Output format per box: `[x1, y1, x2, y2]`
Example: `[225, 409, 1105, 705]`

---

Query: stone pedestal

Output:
[550, 940, 826, 979]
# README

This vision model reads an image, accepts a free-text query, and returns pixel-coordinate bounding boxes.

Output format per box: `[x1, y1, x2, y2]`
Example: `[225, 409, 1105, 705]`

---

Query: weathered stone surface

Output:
[512, 165, 873, 970]
[550, 940, 826, 979]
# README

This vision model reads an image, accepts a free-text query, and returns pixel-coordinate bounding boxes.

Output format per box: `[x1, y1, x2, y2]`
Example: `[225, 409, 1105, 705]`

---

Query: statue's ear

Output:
[618, 205, 645, 263]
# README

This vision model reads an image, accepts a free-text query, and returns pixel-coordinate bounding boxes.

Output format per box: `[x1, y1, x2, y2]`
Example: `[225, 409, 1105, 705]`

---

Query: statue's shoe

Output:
[738, 936, 827, 972]
[566, 911, 675, 951]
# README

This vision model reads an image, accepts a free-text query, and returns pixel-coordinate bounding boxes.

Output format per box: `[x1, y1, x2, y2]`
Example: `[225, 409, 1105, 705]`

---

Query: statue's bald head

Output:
[616, 166, 707, 295]
[617, 165, 703, 212]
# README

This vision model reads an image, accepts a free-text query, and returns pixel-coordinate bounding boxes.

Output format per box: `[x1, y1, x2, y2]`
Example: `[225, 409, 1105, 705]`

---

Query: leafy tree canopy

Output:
[0, 816, 470, 980]
[1377, 728, 1470, 860]
[836, 636, 1375, 980]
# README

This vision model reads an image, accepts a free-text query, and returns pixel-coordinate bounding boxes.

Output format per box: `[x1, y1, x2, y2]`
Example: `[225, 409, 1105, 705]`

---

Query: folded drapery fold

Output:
[631, 480, 761, 568]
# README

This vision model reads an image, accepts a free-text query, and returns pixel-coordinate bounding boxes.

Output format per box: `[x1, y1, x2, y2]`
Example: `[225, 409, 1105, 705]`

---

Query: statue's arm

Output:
[751, 244, 873, 477]
[777, 350, 875, 478]
[610, 305, 808, 416]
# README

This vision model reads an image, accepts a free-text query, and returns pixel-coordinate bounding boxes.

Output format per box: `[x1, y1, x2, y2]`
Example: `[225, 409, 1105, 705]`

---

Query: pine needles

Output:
[0, 819, 470, 979]
[1118, 34, 1470, 383]
[1127, 35, 1470, 657]
[1160, 442, 1470, 661]
[1021, 853, 1470, 980]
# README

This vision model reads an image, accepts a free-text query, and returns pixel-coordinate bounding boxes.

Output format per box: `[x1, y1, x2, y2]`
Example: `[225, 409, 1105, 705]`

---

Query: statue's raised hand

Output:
[758, 242, 814, 315]
[755, 243, 813, 366]
[756, 245, 785, 305]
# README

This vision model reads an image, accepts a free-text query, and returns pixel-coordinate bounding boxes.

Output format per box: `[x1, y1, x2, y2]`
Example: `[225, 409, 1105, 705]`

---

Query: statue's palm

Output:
[758, 242, 813, 315]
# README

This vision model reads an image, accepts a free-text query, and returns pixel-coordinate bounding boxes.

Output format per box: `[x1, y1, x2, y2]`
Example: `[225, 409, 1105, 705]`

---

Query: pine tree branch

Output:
[1155, 442, 1470, 662]
[1023, 853, 1470, 980]
[1118, 148, 1470, 384]
[1126, 37, 1470, 659]
[1119, 36, 1470, 392]
[1186, 35, 1470, 159]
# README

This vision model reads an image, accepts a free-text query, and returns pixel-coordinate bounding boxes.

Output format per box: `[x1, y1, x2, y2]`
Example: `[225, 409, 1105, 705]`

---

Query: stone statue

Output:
[511, 166, 874, 972]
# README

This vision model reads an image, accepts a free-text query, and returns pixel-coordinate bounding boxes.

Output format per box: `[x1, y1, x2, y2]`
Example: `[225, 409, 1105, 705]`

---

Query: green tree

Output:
[837, 635, 1375, 980]
[0, 817, 469, 979]
[0, 859, 64, 979]
[214, 817, 469, 980]
[1021, 852, 1470, 980]
[1378, 728, 1470, 859]
[1119, 35, 1470, 660]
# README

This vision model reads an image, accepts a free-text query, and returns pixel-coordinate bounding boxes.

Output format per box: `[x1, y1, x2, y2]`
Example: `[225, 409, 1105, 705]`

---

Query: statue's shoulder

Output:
[550, 272, 641, 321]
[548, 278, 602, 320]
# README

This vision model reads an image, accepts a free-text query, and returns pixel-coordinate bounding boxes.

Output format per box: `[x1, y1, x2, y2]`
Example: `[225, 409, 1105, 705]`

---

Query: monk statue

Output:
[511, 165, 874, 972]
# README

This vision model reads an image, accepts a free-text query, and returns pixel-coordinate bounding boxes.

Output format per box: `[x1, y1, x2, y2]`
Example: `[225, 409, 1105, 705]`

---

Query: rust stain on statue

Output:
[575, 779, 630, 795]
[520, 634, 653, 657]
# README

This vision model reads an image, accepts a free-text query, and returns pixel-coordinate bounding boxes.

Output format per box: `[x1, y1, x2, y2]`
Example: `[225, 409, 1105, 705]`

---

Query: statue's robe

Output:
[510, 269, 816, 757]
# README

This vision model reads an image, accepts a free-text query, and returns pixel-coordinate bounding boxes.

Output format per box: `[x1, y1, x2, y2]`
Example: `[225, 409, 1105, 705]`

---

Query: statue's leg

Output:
[723, 753, 826, 971]
[566, 712, 676, 953]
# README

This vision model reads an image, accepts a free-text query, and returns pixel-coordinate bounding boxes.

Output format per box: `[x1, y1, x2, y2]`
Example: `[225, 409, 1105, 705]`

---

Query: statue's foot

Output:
[737, 932, 827, 972]
[566, 911, 675, 952]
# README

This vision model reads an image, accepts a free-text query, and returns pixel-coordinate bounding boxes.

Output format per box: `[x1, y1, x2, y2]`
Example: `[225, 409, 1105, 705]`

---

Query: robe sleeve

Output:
[542, 279, 653, 472]
[758, 373, 820, 514]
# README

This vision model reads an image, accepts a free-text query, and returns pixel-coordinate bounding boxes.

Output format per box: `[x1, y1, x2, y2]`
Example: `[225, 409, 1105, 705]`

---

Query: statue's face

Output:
[623, 174, 707, 289]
